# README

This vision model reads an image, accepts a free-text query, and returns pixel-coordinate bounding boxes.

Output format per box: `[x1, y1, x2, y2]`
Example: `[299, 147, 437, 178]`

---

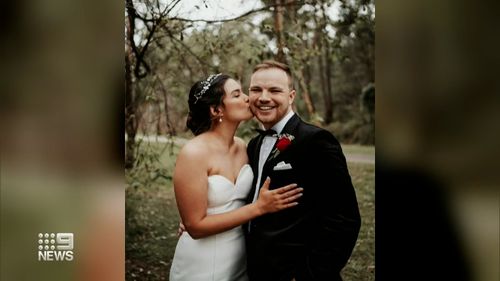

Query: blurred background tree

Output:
[125, 0, 375, 168]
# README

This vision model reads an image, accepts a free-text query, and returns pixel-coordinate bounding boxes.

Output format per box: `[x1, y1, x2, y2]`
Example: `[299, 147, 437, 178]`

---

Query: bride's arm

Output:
[173, 144, 301, 239]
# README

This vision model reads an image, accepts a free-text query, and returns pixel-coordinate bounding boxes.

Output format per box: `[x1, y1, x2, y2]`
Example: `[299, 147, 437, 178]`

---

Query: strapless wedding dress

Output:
[169, 164, 253, 281]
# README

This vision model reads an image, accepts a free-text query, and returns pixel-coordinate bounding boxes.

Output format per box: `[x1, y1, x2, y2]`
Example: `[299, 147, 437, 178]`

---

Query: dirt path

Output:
[345, 154, 375, 165]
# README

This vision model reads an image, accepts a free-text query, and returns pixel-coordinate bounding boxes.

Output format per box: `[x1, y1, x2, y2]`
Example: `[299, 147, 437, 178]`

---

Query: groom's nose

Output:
[259, 90, 271, 102]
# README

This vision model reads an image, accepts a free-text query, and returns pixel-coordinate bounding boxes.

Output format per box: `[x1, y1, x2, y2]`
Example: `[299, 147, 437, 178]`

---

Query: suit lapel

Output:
[260, 114, 301, 188]
[252, 134, 265, 177]
[246, 134, 265, 203]
[280, 113, 301, 135]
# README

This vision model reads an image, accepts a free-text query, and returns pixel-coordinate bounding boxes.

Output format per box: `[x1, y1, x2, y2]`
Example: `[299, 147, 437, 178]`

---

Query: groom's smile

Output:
[256, 105, 276, 111]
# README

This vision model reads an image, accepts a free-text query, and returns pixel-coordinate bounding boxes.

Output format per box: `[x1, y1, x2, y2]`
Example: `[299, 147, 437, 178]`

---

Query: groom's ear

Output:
[289, 89, 296, 105]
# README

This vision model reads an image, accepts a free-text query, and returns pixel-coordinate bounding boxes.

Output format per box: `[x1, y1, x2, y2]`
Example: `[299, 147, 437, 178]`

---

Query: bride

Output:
[169, 74, 302, 281]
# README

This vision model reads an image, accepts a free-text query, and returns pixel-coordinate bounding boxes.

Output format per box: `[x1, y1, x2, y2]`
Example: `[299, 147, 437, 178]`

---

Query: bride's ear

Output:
[209, 105, 223, 119]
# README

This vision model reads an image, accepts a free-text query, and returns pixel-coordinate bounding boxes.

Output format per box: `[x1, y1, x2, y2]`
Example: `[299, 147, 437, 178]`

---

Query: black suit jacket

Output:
[245, 114, 361, 281]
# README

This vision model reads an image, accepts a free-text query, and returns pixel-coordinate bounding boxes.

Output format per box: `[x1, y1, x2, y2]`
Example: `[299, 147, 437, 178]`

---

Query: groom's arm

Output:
[304, 130, 361, 276]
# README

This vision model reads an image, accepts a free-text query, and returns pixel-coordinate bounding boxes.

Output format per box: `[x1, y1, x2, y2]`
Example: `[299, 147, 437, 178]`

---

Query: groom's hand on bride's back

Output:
[255, 177, 303, 215]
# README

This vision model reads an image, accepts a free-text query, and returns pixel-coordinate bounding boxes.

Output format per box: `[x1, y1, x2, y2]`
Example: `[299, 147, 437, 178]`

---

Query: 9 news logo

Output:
[37, 233, 74, 261]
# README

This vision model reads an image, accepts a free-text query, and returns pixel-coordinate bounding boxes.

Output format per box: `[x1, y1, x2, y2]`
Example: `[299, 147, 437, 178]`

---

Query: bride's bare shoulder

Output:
[174, 136, 210, 185]
[177, 134, 211, 161]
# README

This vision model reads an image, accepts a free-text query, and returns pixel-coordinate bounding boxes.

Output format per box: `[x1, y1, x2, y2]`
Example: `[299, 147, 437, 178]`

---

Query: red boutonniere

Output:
[268, 133, 295, 161]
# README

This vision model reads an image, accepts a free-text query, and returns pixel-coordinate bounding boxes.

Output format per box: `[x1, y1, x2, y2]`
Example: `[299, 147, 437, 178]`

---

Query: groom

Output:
[245, 60, 361, 281]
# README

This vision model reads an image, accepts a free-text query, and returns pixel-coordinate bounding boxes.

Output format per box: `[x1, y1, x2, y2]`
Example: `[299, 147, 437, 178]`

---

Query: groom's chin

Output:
[255, 113, 273, 123]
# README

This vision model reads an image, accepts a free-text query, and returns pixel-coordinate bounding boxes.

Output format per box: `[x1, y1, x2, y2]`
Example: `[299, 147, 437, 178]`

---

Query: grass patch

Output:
[343, 162, 375, 280]
[126, 141, 180, 281]
[126, 140, 374, 280]
[341, 144, 375, 155]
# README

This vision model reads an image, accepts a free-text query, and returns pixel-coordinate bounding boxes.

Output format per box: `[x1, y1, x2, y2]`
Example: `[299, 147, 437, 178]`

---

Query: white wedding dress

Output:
[169, 164, 253, 281]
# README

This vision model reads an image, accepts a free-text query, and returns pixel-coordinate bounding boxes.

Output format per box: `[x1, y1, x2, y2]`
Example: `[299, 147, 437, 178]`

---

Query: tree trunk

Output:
[125, 1, 137, 169]
[295, 67, 316, 119]
[317, 53, 331, 122]
[304, 58, 312, 95]
[158, 77, 176, 135]
[274, 0, 286, 63]
[321, 4, 334, 124]
[314, 4, 334, 125]
[125, 56, 136, 169]
[322, 51, 333, 124]
[315, 28, 330, 124]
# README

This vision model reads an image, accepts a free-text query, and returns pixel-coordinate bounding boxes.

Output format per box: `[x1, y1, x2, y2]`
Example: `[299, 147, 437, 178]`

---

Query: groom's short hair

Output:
[253, 60, 294, 90]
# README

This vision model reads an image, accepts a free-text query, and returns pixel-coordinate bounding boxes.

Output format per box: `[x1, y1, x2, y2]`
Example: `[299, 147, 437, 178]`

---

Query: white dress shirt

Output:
[251, 110, 295, 203]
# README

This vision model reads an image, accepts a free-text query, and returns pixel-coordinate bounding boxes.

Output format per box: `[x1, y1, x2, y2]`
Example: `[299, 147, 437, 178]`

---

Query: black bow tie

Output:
[255, 128, 277, 137]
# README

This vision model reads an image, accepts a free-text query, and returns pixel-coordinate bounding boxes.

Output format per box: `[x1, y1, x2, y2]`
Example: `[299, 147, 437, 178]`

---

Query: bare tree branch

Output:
[163, 28, 213, 71]
[135, 0, 304, 24]
[164, 0, 182, 17]
[126, 0, 152, 78]
[167, 1, 304, 24]
[168, 5, 273, 23]
[125, 0, 140, 58]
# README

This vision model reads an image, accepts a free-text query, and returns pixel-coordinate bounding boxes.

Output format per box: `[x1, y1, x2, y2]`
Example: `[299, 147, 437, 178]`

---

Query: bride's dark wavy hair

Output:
[186, 74, 231, 135]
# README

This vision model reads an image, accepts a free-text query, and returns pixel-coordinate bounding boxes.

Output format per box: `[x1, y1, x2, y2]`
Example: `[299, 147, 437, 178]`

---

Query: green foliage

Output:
[327, 118, 374, 145]
[126, 141, 174, 189]
[361, 83, 375, 123]
[236, 118, 261, 141]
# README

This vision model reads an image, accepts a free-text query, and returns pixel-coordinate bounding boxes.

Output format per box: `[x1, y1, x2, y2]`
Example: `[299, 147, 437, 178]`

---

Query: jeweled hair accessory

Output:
[194, 73, 222, 104]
